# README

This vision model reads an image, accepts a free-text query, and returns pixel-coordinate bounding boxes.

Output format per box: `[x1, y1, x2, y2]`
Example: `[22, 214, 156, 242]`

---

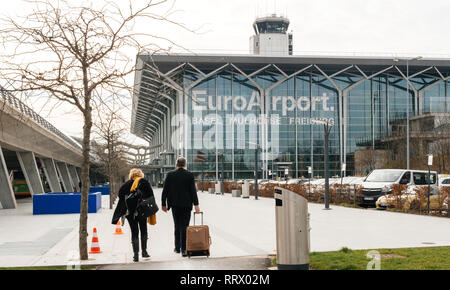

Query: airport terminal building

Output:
[131, 15, 450, 181]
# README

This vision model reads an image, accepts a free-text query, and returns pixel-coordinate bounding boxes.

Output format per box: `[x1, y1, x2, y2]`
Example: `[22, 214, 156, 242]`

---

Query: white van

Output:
[360, 169, 438, 207]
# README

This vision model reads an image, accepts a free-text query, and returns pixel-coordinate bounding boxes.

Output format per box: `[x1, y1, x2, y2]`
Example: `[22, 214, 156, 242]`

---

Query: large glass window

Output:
[178, 66, 439, 179]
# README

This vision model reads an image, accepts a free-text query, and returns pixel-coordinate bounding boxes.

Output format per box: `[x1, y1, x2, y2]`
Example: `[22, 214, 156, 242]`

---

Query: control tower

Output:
[250, 14, 293, 56]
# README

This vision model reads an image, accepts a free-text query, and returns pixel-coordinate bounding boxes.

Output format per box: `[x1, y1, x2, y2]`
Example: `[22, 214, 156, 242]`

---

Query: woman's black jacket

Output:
[112, 178, 154, 225]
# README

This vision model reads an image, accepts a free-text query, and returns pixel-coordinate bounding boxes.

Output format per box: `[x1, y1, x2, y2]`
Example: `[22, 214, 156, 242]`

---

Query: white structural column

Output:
[68, 165, 80, 191]
[176, 92, 183, 158]
[76, 167, 81, 179]
[56, 162, 74, 192]
[170, 96, 176, 161]
[0, 146, 17, 209]
[41, 158, 62, 192]
[16, 151, 44, 195]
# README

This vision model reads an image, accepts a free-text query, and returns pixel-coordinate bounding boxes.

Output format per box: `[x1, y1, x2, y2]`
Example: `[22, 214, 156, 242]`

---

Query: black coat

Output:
[112, 178, 154, 225]
[161, 168, 199, 210]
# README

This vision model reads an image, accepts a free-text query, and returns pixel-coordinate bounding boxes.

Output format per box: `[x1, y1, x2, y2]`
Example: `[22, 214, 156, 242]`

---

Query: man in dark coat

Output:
[161, 157, 200, 256]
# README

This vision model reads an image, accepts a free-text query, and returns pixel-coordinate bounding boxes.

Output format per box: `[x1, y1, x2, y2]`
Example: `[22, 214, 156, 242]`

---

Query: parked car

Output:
[361, 169, 438, 207]
[376, 191, 448, 211]
[285, 178, 308, 184]
[439, 175, 450, 187]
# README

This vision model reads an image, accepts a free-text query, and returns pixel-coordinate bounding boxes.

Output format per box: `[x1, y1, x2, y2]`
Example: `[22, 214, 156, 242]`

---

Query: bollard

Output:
[274, 187, 310, 270]
[232, 190, 241, 197]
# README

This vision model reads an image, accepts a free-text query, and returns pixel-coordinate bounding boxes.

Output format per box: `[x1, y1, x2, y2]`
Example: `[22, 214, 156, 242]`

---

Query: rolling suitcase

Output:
[186, 212, 211, 258]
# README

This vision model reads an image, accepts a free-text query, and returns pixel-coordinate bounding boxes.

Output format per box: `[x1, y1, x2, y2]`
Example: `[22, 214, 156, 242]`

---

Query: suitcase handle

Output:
[193, 211, 203, 226]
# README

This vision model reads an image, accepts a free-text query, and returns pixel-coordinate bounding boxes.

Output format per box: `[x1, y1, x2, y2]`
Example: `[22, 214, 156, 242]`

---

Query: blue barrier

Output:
[89, 186, 110, 195]
[33, 192, 102, 215]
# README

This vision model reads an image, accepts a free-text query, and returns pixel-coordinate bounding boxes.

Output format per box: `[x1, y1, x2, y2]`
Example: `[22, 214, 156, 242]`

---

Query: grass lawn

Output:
[0, 265, 97, 270]
[273, 246, 450, 270]
[311, 246, 450, 270]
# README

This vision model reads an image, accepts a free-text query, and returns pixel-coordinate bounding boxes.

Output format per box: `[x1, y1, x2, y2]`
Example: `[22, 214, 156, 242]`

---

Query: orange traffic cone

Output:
[114, 221, 123, 235]
[89, 228, 102, 254]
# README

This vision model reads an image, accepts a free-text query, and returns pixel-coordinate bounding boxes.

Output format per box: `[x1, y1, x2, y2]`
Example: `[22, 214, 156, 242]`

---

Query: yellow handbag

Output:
[148, 214, 157, 225]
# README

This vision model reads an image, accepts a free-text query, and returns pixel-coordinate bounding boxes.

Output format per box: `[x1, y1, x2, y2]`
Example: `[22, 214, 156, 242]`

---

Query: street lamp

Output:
[247, 141, 261, 200]
[393, 56, 423, 169]
[314, 119, 334, 210]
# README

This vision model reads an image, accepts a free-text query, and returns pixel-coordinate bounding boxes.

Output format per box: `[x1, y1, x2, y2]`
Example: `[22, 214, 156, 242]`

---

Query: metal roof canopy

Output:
[132, 53, 450, 141]
[138, 53, 450, 76]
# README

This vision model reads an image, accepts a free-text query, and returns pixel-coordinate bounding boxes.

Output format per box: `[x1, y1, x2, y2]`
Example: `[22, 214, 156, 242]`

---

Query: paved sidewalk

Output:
[97, 255, 272, 270]
[1, 188, 450, 269]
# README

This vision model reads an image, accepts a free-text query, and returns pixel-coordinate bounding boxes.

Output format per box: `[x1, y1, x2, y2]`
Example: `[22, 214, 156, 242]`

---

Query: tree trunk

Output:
[79, 104, 92, 261]
[109, 167, 114, 209]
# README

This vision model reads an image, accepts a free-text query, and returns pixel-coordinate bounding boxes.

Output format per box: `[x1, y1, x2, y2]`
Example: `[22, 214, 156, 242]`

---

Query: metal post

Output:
[406, 59, 410, 170]
[427, 165, 431, 213]
[255, 147, 259, 200]
[340, 163, 345, 199]
[427, 154, 433, 214]
[308, 166, 312, 199]
[201, 164, 204, 192]
[324, 124, 330, 210]
[221, 153, 225, 195]
[309, 172, 311, 198]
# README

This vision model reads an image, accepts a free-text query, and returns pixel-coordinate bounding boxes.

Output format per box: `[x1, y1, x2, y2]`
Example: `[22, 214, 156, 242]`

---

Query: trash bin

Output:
[242, 181, 250, 198]
[215, 181, 224, 195]
[274, 187, 310, 270]
[232, 190, 241, 197]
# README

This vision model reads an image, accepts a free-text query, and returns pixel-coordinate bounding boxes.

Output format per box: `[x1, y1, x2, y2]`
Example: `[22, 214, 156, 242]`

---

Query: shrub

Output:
[391, 184, 408, 211]
[411, 186, 428, 213]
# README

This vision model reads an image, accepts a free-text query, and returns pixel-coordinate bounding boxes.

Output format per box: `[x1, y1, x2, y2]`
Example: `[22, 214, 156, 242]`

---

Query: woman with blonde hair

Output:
[112, 168, 154, 262]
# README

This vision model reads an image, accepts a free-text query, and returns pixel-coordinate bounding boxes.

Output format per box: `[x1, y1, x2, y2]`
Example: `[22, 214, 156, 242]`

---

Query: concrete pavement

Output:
[97, 256, 272, 270]
[0, 188, 450, 268]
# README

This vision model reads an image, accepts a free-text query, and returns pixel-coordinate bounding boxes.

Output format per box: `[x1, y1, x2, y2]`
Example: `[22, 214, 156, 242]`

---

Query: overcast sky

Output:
[3, 0, 450, 145]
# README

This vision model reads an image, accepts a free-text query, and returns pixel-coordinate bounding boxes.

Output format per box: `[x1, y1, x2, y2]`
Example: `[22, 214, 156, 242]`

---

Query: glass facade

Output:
[179, 70, 449, 180]
[134, 57, 450, 181]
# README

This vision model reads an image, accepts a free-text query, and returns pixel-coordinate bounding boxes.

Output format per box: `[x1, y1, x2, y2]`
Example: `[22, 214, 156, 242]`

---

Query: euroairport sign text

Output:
[192, 90, 335, 116]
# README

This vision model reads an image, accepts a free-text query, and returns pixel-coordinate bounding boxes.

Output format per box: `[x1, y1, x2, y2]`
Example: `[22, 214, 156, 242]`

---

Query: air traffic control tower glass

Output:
[254, 16, 290, 34]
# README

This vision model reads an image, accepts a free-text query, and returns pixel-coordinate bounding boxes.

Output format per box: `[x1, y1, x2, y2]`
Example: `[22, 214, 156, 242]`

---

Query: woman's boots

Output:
[141, 232, 150, 258]
[132, 238, 139, 262]
[132, 235, 150, 261]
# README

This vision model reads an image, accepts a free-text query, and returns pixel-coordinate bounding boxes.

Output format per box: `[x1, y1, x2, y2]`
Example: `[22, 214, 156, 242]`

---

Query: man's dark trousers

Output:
[172, 207, 191, 252]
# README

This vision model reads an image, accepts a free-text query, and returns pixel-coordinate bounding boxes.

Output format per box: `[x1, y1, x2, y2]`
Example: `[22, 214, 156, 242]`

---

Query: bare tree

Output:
[92, 106, 129, 209]
[355, 148, 388, 175]
[0, 0, 191, 260]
